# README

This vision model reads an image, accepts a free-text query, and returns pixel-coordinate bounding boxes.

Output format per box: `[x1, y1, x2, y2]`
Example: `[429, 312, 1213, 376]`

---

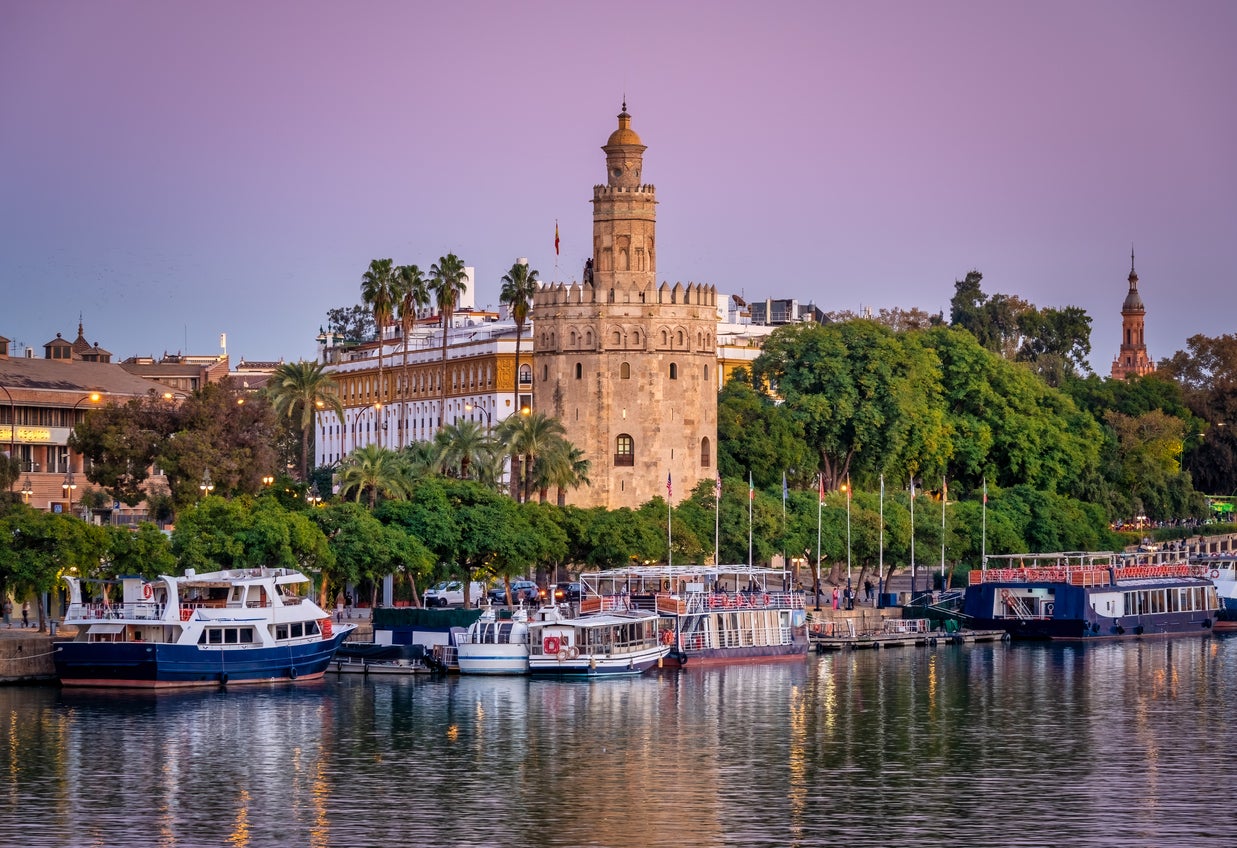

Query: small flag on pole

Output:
[782, 471, 788, 503]
[666, 471, 672, 500]
[983, 478, 987, 504]
[554, 220, 560, 256]
[715, 474, 722, 500]
[818, 473, 824, 505]
[749, 471, 754, 501]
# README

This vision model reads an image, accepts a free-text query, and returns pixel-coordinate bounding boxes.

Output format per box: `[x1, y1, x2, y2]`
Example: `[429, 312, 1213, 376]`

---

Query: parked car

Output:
[487, 580, 541, 605]
[554, 582, 583, 602]
[424, 581, 485, 608]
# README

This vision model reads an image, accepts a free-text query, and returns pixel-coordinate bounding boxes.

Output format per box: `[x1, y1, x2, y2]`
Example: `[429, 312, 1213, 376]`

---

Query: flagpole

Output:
[714, 474, 721, 568]
[666, 472, 672, 573]
[909, 475, 916, 600]
[981, 476, 988, 572]
[845, 473, 852, 586]
[879, 474, 885, 604]
[815, 473, 822, 610]
[553, 219, 560, 283]
[748, 470, 753, 570]
[940, 474, 947, 588]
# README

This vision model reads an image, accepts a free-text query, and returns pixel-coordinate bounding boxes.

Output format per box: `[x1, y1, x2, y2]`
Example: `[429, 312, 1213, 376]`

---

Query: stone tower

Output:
[532, 104, 718, 509]
[1110, 249, 1156, 380]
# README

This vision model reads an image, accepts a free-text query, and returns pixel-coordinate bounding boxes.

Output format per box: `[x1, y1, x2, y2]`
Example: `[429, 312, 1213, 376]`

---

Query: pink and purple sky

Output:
[2, 0, 1234, 370]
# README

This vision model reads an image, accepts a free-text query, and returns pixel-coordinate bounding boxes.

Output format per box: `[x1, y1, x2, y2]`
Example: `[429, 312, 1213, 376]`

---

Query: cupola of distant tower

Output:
[1110, 250, 1156, 380]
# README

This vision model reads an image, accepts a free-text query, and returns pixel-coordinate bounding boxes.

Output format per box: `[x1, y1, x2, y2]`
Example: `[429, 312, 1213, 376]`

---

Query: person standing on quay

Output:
[2, 598, 11, 628]
[21, 600, 30, 628]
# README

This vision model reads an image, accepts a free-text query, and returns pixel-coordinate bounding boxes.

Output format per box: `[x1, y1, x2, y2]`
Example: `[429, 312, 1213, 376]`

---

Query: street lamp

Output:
[62, 469, 77, 513]
[0, 383, 15, 492]
[308, 482, 322, 506]
[841, 478, 852, 585]
[21, 475, 33, 503]
[261, 474, 274, 487]
[464, 402, 493, 436]
[199, 470, 215, 498]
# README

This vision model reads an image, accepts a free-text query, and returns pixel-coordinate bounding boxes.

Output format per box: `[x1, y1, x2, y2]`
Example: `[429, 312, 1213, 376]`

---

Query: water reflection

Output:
[2, 638, 1234, 847]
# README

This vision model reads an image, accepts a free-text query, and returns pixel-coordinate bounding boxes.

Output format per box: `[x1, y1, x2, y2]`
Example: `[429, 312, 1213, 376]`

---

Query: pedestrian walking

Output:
[832, 586, 839, 610]
[2, 598, 11, 628]
[21, 601, 30, 628]
[863, 579, 873, 603]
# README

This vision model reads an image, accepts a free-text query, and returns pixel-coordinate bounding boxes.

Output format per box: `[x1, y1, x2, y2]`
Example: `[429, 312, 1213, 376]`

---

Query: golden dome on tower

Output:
[606, 102, 643, 147]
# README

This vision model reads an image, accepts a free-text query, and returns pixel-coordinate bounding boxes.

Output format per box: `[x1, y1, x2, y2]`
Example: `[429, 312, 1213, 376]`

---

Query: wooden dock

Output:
[809, 617, 1008, 652]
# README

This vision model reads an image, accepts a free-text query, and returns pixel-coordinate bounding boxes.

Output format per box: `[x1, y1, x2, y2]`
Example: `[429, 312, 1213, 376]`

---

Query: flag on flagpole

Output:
[749, 471, 754, 501]
[818, 473, 824, 505]
[782, 471, 788, 503]
[554, 220, 560, 256]
[715, 474, 722, 500]
[666, 471, 672, 500]
[846, 474, 851, 500]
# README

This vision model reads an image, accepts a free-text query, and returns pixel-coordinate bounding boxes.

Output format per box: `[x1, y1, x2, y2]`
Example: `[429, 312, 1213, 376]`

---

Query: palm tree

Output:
[393, 263, 429, 447]
[435, 418, 492, 480]
[361, 258, 396, 448]
[336, 444, 409, 508]
[429, 253, 468, 434]
[267, 360, 345, 481]
[499, 260, 539, 412]
[497, 410, 567, 503]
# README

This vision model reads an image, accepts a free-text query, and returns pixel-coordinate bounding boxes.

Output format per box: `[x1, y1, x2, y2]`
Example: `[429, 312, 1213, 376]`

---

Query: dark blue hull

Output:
[963, 579, 1216, 641]
[54, 631, 352, 688]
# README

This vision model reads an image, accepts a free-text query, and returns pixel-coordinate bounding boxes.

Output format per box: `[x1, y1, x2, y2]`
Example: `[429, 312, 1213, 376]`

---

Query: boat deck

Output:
[809, 618, 1008, 652]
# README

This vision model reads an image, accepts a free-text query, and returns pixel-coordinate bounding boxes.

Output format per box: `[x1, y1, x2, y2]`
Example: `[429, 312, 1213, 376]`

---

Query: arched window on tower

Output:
[700, 436, 711, 468]
[575, 362, 583, 379]
[615, 434, 634, 466]
[669, 363, 678, 380]
[620, 362, 630, 379]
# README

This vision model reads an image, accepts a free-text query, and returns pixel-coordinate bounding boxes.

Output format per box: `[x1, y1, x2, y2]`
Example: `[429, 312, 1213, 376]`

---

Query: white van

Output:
[424, 580, 485, 607]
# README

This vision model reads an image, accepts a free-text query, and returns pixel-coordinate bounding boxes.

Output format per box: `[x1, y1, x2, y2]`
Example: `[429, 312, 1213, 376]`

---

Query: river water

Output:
[2, 637, 1232, 848]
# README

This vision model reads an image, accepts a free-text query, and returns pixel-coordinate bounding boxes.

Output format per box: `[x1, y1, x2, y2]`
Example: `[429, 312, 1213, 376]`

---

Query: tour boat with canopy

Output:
[55, 567, 355, 688]
[961, 551, 1219, 640]
[456, 603, 531, 675]
[526, 601, 668, 677]
[578, 564, 809, 667]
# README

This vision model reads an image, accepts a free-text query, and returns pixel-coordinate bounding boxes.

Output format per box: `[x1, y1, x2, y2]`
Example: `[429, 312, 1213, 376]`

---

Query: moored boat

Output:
[580, 565, 809, 667]
[1196, 554, 1237, 630]
[457, 604, 531, 675]
[56, 567, 355, 688]
[962, 552, 1219, 640]
[526, 601, 669, 677]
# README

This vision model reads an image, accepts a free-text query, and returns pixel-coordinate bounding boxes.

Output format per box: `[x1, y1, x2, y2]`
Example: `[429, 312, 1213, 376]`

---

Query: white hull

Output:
[457, 644, 530, 675]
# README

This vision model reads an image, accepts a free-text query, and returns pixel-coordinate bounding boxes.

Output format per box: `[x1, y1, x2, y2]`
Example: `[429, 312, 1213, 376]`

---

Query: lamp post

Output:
[62, 469, 76, 513]
[63, 392, 102, 512]
[199, 470, 215, 499]
[1, 383, 15, 492]
[21, 475, 34, 502]
[464, 402, 493, 437]
[262, 474, 274, 487]
[308, 482, 322, 506]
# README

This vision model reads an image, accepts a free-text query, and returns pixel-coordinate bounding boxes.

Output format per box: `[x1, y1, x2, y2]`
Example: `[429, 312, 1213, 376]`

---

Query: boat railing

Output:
[883, 618, 930, 634]
[972, 562, 1208, 587]
[65, 602, 164, 622]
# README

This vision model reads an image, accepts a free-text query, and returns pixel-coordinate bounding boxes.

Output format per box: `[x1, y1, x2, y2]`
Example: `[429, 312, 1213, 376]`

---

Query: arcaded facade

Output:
[532, 105, 719, 509]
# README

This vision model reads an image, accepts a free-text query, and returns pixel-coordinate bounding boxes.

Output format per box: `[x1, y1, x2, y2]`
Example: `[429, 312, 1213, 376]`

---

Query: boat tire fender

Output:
[1115, 626, 1125, 635]
[1001, 632, 1012, 642]
[871, 641, 880, 649]
[1203, 618, 1213, 629]
[929, 637, 938, 647]
[220, 672, 229, 686]
[289, 666, 298, 680]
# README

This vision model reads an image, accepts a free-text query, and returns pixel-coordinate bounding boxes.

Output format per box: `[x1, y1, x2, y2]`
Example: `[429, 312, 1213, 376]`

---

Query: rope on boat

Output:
[0, 646, 63, 662]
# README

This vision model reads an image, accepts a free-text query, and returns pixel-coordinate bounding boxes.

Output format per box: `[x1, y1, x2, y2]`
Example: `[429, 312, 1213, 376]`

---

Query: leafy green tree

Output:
[104, 522, 176, 577]
[312, 501, 428, 607]
[0, 506, 105, 630]
[581, 507, 664, 568]
[1015, 305, 1093, 385]
[377, 479, 460, 606]
[716, 376, 813, 490]
[499, 259, 539, 412]
[268, 360, 345, 481]
[429, 253, 469, 433]
[69, 391, 176, 506]
[361, 258, 396, 448]
[949, 270, 1033, 359]
[324, 305, 374, 342]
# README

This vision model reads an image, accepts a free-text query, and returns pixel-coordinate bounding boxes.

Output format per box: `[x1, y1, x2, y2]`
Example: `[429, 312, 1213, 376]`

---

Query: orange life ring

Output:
[142, 583, 153, 600]
[179, 607, 192, 622]
[660, 629, 674, 646]
[543, 635, 560, 655]
[1211, 570, 1221, 580]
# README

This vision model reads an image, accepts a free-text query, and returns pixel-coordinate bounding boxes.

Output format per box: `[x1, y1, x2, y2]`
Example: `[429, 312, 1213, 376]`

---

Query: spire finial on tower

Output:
[1131, 244, 1135, 274]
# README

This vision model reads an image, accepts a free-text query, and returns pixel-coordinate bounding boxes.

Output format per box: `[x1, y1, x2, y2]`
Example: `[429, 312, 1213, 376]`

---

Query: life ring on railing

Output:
[179, 607, 192, 622]
[142, 583, 153, 600]
[1211, 570, 1221, 580]
[763, 594, 771, 607]
[557, 649, 570, 662]
[662, 579, 671, 591]
[568, 646, 579, 659]
[543, 635, 560, 655]
[660, 629, 674, 646]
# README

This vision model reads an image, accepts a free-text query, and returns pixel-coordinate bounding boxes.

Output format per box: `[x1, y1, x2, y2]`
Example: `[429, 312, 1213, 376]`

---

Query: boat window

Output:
[306, 620, 320, 636]
[208, 629, 224, 645]
[275, 624, 289, 640]
[224, 629, 239, 644]
[291, 622, 304, 638]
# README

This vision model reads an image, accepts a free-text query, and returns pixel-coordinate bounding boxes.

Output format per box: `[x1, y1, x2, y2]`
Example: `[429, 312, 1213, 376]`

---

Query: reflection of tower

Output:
[1110, 249, 1156, 380]
[532, 104, 718, 509]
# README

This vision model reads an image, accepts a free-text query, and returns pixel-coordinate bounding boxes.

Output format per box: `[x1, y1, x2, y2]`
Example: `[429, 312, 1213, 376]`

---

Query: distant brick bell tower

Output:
[532, 103, 718, 509]
[1110, 249, 1156, 380]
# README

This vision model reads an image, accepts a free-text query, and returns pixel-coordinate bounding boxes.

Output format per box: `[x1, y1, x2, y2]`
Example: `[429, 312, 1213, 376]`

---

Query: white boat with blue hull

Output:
[56, 567, 355, 688]
[526, 602, 669, 677]
[457, 604, 531, 675]
[1196, 554, 1237, 630]
[962, 552, 1219, 640]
